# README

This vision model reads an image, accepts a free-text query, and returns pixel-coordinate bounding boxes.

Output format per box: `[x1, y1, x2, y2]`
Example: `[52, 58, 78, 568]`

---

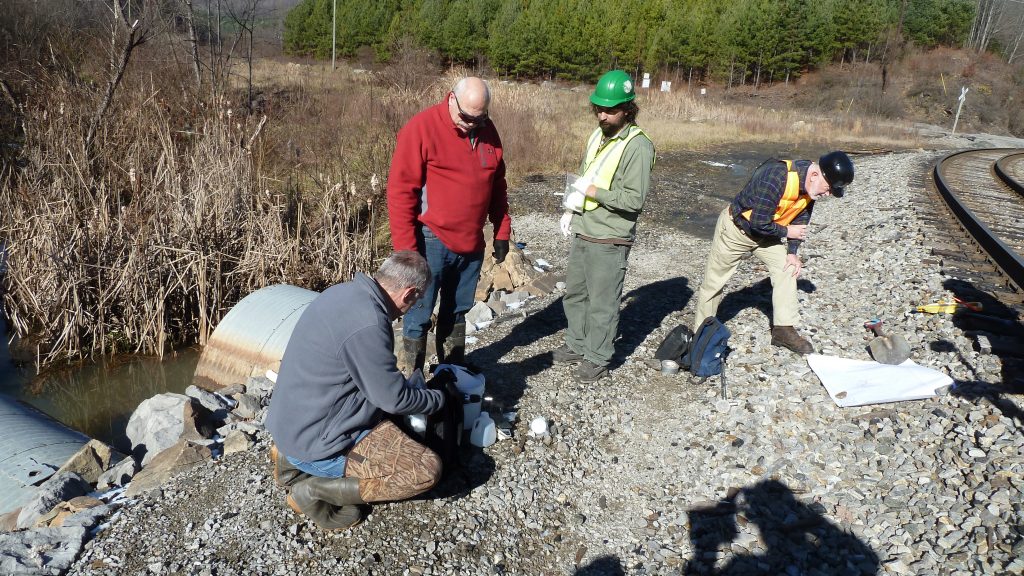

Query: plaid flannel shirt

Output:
[729, 159, 814, 255]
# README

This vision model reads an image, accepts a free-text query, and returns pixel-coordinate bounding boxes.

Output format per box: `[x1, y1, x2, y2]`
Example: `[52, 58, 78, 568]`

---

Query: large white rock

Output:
[125, 393, 193, 466]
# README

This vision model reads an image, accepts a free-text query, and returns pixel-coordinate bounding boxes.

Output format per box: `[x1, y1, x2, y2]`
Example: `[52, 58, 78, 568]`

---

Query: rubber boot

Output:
[401, 336, 427, 375]
[435, 322, 466, 366]
[269, 444, 309, 488]
[286, 476, 365, 530]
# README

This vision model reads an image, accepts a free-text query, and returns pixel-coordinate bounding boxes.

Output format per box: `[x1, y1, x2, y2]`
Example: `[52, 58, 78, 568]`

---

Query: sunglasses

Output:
[451, 92, 488, 126]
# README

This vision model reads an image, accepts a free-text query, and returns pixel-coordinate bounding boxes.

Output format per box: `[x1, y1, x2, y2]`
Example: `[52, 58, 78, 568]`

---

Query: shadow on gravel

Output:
[683, 480, 879, 576]
[467, 297, 567, 410]
[937, 278, 1024, 426]
[574, 555, 625, 575]
[615, 276, 693, 368]
[421, 446, 495, 501]
[468, 276, 693, 404]
[716, 277, 817, 328]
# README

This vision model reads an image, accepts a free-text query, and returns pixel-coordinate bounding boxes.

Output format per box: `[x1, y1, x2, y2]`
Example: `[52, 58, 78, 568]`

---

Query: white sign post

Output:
[951, 87, 968, 135]
[660, 80, 671, 92]
[641, 73, 651, 89]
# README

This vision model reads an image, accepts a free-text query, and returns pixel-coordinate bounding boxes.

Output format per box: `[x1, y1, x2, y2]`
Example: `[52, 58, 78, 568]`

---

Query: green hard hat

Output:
[590, 70, 635, 107]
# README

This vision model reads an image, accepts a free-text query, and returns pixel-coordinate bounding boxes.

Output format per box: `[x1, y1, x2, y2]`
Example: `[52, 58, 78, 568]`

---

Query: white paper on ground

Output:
[806, 354, 952, 407]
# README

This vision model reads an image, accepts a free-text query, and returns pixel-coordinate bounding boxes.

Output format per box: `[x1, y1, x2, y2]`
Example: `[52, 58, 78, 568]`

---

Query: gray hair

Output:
[453, 77, 491, 106]
[375, 250, 430, 294]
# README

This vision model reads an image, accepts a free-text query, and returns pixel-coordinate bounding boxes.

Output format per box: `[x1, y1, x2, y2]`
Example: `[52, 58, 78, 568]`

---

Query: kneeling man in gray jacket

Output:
[266, 250, 447, 530]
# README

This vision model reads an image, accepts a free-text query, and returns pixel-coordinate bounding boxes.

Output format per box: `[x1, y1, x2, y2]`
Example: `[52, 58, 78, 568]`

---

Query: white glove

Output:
[559, 211, 573, 238]
[563, 190, 586, 213]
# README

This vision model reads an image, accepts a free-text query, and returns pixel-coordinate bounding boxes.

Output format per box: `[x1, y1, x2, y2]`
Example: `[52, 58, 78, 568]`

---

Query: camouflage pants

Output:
[345, 420, 442, 502]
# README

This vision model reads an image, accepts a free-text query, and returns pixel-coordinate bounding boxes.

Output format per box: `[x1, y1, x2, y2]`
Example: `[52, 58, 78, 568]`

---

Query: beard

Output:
[600, 121, 621, 137]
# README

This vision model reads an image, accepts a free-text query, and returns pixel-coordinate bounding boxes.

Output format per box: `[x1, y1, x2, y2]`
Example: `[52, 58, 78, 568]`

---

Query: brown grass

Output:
[0, 29, 937, 368]
[1, 48, 385, 367]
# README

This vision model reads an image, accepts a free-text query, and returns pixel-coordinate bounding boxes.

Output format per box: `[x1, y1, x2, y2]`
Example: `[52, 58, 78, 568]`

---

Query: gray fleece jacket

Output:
[265, 273, 444, 461]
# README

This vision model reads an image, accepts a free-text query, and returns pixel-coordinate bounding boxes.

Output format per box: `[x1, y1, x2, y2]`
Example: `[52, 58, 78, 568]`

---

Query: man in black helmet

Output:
[691, 151, 853, 354]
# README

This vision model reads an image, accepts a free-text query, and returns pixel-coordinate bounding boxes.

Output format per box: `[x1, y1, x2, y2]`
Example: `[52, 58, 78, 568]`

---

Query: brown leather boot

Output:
[269, 444, 309, 488]
[286, 476, 365, 530]
[771, 326, 814, 355]
[401, 336, 427, 375]
[435, 322, 466, 366]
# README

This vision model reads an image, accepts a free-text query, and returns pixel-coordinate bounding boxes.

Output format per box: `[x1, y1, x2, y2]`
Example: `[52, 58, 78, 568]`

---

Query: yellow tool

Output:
[916, 298, 982, 314]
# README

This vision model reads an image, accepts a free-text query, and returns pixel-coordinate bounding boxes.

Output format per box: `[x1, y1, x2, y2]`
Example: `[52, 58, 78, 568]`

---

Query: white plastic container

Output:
[435, 364, 486, 430]
[470, 413, 496, 447]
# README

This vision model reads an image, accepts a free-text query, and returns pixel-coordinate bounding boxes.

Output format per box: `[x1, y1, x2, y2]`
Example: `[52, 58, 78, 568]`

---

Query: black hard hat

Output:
[818, 151, 854, 198]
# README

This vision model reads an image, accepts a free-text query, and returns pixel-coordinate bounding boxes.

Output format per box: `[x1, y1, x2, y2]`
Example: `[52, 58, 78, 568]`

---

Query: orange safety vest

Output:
[741, 160, 810, 226]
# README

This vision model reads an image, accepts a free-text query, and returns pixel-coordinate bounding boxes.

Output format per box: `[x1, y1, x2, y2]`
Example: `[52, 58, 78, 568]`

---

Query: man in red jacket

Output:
[387, 77, 512, 373]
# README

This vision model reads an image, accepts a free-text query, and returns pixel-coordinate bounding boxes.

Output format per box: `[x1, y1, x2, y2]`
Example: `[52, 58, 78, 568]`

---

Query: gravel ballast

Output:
[66, 151, 1022, 576]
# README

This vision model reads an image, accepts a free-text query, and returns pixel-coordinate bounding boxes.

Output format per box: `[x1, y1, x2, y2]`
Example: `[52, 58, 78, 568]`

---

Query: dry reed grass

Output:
[2, 36, 928, 368]
[1, 47, 385, 368]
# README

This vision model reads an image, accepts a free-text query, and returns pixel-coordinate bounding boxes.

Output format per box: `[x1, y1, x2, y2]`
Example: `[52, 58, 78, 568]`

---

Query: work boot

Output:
[286, 476, 365, 530]
[269, 444, 309, 488]
[577, 360, 609, 383]
[552, 344, 584, 365]
[771, 326, 814, 355]
[435, 322, 467, 366]
[401, 336, 427, 375]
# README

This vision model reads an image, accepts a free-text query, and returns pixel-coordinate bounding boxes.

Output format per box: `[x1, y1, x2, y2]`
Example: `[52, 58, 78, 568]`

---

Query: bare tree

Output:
[85, 0, 154, 157]
[225, 0, 263, 112]
[1006, 3, 1024, 62]
[969, 0, 1004, 53]
[182, 0, 203, 87]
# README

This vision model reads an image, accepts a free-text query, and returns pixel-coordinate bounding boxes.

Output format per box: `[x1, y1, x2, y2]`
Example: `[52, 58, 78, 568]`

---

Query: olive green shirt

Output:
[572, 125, 655, 242]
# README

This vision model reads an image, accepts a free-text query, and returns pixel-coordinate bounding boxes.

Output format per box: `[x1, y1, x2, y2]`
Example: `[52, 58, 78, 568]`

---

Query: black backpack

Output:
[654, 325, 693, 364]
[399, 368, 464, 474]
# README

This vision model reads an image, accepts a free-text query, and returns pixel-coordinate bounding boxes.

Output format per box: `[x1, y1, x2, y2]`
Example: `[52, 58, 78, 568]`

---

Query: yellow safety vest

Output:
[741, 160, 810, 226]
[580, 125, 650, 212]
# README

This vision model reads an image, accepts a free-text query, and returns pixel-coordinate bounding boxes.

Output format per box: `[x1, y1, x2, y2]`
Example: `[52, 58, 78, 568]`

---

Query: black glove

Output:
[492, 239, 509, 264]
[442, 377, 462, 410]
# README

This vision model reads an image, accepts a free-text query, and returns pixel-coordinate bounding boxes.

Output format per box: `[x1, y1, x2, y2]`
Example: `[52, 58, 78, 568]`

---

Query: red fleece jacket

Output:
[387, 99, 511, 255]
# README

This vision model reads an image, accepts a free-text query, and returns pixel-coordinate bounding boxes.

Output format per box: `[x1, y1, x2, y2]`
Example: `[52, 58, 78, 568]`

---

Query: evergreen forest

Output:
[282, 0, 975, 83]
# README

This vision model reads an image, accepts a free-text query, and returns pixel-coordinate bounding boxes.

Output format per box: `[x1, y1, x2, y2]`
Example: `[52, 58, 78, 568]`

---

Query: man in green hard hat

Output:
[552, 70, 656, 383]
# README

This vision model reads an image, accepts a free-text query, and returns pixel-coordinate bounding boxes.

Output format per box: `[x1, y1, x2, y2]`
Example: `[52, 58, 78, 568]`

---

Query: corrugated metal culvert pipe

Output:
[192, 284, 317, 390]
[0, 395, 89, 515]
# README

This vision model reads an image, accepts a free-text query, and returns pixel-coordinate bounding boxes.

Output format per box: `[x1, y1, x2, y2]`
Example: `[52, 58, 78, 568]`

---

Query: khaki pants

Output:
[693, 207, 799, 331]
[345, 420, 441, 503]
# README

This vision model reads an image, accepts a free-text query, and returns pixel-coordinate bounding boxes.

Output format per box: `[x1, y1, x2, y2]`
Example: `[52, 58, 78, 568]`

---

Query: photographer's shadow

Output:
[684, 480, 879, 576]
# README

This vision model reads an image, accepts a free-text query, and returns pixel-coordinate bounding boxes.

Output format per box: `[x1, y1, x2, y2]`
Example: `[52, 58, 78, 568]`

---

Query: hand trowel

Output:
[863, 319, 911, 365]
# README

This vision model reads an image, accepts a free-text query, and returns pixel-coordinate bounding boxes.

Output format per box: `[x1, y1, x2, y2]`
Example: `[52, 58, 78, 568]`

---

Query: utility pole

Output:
[331, 0, 336, 70]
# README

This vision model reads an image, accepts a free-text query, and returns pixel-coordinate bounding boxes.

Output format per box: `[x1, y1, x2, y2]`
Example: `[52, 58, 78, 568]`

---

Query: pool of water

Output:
[646, 141, 832, 239]
[0, 314, 198, 452]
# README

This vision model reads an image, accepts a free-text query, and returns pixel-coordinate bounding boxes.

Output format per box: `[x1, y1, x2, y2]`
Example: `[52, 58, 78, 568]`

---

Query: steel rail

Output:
[994, 152, 1024, 198]
[933, 149, 1024, 291]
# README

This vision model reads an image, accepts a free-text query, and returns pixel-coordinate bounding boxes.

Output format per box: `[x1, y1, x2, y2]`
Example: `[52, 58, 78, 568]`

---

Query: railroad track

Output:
[916, 148, 1024, 386]
[933, 149, 1024, 287]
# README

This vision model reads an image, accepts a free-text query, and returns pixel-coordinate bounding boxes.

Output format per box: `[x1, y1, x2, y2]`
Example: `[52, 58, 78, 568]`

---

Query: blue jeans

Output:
[403, 226, 483, 339]
[287, 430, 370, 478]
